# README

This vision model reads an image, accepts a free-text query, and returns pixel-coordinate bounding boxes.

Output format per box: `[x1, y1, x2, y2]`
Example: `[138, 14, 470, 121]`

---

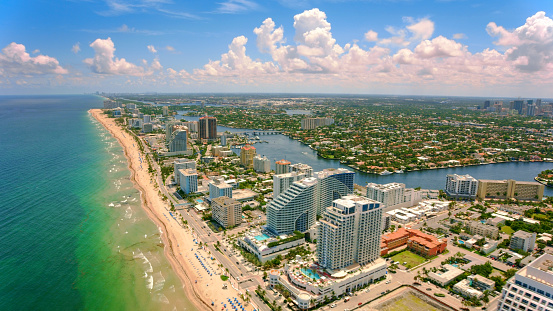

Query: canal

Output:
[177, 114, 553, 196]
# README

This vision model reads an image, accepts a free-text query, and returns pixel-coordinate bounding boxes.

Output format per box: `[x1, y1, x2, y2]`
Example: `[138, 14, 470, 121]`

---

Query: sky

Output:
[1, 0, 552, 97]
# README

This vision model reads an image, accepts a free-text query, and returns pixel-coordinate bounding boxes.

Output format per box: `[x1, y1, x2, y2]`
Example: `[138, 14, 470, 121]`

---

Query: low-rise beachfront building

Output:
[237, 228, 305, 263]
[173, 159, 196, 184]
[208, 177, 233, 201]
[453, 275, 495, 299]
[269, 258, 386, 309]
[428, 264, 465, 286]
[510, 230, 537, 253]
[444, 174, 478, 199]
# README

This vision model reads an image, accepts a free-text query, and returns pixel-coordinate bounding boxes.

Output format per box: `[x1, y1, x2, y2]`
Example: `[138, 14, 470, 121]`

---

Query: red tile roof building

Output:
[381, 228, 447, 258]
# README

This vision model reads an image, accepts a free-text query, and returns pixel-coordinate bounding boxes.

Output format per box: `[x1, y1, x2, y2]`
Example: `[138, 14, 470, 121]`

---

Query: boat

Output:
[394, 170, 404, 174]
[380, 170, 393, 175]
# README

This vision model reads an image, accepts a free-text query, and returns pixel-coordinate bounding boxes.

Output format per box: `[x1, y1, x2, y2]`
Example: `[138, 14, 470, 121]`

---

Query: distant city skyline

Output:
[1, 1, 552, 97]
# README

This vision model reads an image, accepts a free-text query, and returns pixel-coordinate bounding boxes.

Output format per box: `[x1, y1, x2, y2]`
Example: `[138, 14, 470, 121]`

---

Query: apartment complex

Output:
[211, 196, 242, 229]
[510, 230, 537, 253]
[467, 221, 499, 239]
[253, 154, 270, 173]
[275, 159, 291, 175]
[209, 177, 233, 200]
[169, 129, 187, 152]
[273, 171, 308, 199]
[366, 182, 404, 209]
[497, 254, 553, 311]
[173, 159, 196, 184]
[381, 227, 447, 257]
[266, 168, 354, 235]
[445, 174, 478, 199]
[318, 195, 382, 270]
[289, 163, 313, 177]
[477, 179, 544, 201]
[199, 116, 217, 140]
[300, 117, 335, 130]
[178, 168, 198, 194]
[240, 145, 256, 169]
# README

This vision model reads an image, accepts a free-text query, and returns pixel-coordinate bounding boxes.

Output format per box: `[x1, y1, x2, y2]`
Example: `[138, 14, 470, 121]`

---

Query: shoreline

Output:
[90, 109, 235, 311]
[218, 121, 552, 176]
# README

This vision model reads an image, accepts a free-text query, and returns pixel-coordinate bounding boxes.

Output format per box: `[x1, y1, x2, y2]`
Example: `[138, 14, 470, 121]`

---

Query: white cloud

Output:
[253, 18, 284, 53]
[147, 45, 157, 53]
[215, 0, 258, 14]
[194, 35, 278, 77]
[487, 11, 553, 72]
[413, 36, 465, 58]
[453, 33, 466, 39]
[83, 37, 146, 76]
[72, 42, 81, 54]
[32, 49, 40, 54]
[364, 30, 378, 42]
[407, 18, 434, 41]
[0, 42, 68, 76]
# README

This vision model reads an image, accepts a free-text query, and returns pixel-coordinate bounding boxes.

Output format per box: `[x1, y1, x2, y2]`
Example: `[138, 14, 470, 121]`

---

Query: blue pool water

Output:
[301, 268, 321, 280]
[452, 264, 460, 268]
[196, 199, 203, 203]
[254, 234, 270, 241]
[458, 240, 465, 244]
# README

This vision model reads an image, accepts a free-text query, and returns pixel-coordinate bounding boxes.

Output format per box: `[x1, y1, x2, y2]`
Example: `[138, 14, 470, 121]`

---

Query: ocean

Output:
[0, 95, 194, 310]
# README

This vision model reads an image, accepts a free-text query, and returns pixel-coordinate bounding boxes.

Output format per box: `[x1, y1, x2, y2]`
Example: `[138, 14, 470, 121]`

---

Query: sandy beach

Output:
[90, 109, 251, 311]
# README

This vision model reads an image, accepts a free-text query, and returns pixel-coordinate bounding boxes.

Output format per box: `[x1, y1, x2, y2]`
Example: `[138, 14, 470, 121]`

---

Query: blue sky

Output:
[1, 0, 552, 97]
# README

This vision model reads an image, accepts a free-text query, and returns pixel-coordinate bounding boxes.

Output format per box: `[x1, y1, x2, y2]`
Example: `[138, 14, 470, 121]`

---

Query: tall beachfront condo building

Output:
[266, 168, 354, 235]
[445, 174, 478, 199]
[300, 117, 335, 130]
[143, 115, 151, 123]
[253, 155, 271, 173]
[289, 163, 313, 177]
[162, 106, 169, 116]
[275, 159, 291, 175]
[240, 145, 256, 169]
[477, 179, 544, 201]
[273, 171, 308, 199]
[199, 116, 217, 140]
[497, 254, 553, 311]
[169, 129, 187, 152]
[179, 169, 198, 194]
[165, 121, 176, 143]
[318, 195, 383, 270]
[510, 230, 537, 253]
[209, 178, 233, 200]
[173, 159, 196, 184]
[212, 196, 242, 229]
[366, 182, 405, 209]
[182, 121, 198, 133]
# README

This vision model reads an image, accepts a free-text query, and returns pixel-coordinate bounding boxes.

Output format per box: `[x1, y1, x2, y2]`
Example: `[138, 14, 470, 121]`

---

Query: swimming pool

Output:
[196, 199, 204, 203]
[301, 268, 321, 280]
[458, 240, 465, 244]
[254, 234, 270, 241]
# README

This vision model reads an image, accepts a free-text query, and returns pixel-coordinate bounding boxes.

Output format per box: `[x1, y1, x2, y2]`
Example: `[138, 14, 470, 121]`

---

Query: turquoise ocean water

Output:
[0, 95, 194, 310]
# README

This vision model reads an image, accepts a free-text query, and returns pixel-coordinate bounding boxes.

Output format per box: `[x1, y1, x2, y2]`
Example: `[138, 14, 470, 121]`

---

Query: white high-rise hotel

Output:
[445, 174, 478, 199]
[318, 195, 383, 270]
[267, 168, 354, 235]
[497, 253, 553, 311]
[366, 182, 404, 209]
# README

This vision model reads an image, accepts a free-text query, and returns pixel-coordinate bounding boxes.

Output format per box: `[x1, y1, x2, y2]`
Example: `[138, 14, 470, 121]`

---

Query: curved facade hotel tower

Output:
[266, 168, 354, 235]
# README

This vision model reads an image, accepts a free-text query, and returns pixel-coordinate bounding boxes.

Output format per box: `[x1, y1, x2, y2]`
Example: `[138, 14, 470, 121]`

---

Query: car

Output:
[381, 292, 386, 295]
[330, 304, 336, 308]
[426, 288, 432, 291]
[237, 277, 240, 281]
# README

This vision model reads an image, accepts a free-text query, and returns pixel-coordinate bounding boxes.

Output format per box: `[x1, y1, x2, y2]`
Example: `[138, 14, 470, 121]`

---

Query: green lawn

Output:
[391, 250, 427, 269]
[501, 226, 514, 235]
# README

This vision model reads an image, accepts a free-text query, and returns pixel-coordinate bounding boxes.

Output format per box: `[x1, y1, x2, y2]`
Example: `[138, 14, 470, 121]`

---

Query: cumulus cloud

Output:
[0, 42, 68, 76]
[487, 11, 553, 72]
[195, 35, 278, 77]
[413, 36, 465, 58]
[406, 18, 434, 41]
[84, 37, 158, 76]
[147, 45, 157, 53]
[72, 42, 81, 54]
[364, 30, 378, 42]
